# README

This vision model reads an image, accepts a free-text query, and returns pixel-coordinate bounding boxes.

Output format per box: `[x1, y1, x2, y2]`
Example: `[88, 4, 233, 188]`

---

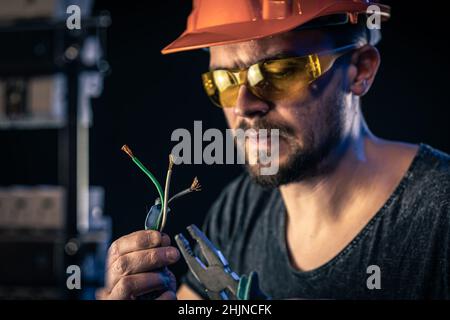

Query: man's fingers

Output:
[95, 288, 108, 300]
[160, 233, 171, 247]
[108, 272, 173, 300]
[156, 290, 177, 300]
[107, 246, 180, 289]
[167, 269, 177, 292]
[98, 269, 178, 300]
[107, 230, 171, 267]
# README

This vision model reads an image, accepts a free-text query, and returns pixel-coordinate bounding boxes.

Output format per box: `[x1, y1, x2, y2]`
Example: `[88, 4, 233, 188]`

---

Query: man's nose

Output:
[233, 85, 270, 118]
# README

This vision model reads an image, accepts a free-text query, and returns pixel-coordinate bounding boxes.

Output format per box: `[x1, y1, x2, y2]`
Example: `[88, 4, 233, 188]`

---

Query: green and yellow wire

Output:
[122, 145, 201, 232]
[121, 145, 164, 204]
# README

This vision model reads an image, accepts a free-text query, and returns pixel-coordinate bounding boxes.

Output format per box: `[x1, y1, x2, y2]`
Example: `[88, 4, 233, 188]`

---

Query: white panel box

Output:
[0, 0, 58, 20]
[0, 188, 12, 228]
[0, 186, 65, 230]
[33, 187, 65, 229]
[8, 187, 34, 229]
[0, 0, 93, 21]
[28, 75, 66, 121]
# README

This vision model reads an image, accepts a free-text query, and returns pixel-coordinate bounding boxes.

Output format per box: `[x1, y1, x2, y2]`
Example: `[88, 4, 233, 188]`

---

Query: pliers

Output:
[175, 224, 240, 300]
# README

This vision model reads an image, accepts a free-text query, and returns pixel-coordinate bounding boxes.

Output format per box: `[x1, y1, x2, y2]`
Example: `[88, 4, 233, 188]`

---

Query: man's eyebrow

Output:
[209, 51, 301, 71]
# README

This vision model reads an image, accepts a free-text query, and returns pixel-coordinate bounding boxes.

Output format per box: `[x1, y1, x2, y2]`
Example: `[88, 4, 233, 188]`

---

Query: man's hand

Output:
[96, 230, 180, 300]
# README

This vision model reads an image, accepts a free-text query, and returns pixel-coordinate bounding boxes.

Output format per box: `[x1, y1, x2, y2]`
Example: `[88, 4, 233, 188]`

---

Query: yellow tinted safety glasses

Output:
[202, 44, 358, 108]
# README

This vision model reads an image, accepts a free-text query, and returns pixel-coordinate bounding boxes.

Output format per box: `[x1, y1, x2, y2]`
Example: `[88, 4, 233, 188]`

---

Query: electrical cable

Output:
[159, 154, 174, 232]
[121, 145, 164, 203]
[168, 177, 201, 204]
[122, 145, 202, 233]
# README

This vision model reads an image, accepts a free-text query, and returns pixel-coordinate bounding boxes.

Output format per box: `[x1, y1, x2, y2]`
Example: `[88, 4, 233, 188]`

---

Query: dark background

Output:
[1, 1, 449, 282]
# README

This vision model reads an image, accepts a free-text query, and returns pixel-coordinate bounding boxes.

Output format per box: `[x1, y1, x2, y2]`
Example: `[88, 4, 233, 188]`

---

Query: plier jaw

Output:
[175, 224, 240, 300]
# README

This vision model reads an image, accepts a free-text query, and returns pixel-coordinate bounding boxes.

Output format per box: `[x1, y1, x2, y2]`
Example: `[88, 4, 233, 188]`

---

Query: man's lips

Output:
[245, 131, 271, 146]
[235, 127, 288, 152]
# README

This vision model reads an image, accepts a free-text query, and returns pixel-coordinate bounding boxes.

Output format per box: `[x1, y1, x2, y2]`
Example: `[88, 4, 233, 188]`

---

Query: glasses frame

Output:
[202, 43, 360, 108]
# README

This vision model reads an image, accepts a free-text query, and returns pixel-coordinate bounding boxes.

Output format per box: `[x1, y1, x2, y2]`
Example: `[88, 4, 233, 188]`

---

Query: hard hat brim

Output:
[161, 2, 390, 55]
[162, 15, 314, 54]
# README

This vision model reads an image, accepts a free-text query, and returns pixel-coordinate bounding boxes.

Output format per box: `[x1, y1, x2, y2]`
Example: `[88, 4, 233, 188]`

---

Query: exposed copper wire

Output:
[121, 144, 134, 158]
[190, 176, 202, 192]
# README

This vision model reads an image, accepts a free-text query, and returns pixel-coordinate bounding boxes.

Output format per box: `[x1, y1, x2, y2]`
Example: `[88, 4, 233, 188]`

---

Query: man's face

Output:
[209, 30, 355, 187]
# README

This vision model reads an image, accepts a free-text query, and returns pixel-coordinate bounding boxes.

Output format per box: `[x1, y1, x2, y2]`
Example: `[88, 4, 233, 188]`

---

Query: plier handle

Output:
[175, 224, 240, 300]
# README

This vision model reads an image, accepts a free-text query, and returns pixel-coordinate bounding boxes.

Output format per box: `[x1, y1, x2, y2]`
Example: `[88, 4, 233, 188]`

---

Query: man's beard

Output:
[236, 110, 343, 188]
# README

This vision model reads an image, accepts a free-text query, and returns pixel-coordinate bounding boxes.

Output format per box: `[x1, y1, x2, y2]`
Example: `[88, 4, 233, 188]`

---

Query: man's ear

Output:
[348, 45, 380, 97]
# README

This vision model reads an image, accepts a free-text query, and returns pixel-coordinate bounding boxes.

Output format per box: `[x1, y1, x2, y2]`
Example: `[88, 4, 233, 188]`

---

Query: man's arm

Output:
[177, 284, 203, 300]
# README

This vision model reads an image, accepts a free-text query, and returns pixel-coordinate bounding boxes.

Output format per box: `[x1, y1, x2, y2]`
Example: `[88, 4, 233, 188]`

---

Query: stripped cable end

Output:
[190, 176, 202, 192]
[121, 144, 134, 158]
[168, 154, 175, 170]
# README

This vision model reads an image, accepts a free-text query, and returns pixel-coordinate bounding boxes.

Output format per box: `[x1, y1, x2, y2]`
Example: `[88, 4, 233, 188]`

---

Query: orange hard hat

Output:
[162, 0, 390, 54]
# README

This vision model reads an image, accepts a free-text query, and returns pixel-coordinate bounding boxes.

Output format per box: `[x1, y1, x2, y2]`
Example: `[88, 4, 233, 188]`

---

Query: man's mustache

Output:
[236, 118, 295, 139]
